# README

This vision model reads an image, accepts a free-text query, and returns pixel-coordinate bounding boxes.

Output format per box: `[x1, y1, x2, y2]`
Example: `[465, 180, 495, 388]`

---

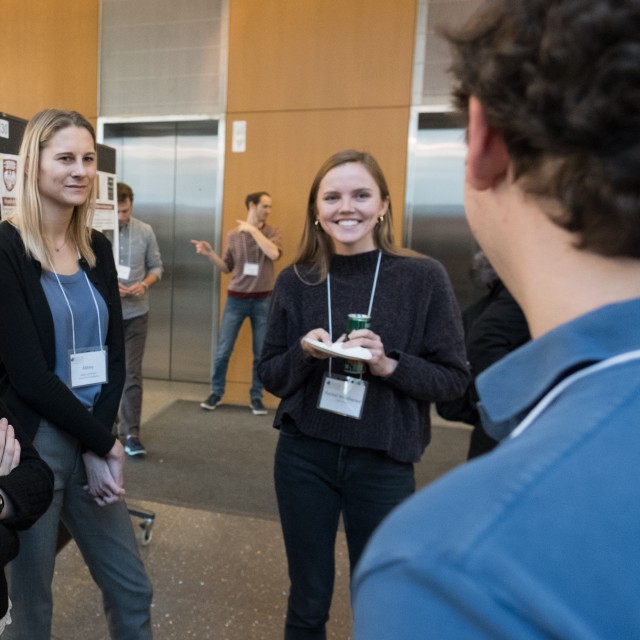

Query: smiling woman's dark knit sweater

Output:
[258, 250, 469, 463]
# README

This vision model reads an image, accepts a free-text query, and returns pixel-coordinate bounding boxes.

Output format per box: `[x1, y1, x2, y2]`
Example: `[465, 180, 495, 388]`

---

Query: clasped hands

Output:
[119, 282, 146, 298]
[83, 439, 126, 507]
[1, 414, 125, 508]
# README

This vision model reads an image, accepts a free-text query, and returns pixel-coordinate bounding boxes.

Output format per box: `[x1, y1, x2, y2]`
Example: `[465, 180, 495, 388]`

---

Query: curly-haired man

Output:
[353, 1, 640, 637]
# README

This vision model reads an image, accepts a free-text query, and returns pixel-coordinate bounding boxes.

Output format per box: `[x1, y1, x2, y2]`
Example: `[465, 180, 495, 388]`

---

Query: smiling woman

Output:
[0, 109, 153, 640]
[257, 149, 469, 640]
[315, 161, 389, 256]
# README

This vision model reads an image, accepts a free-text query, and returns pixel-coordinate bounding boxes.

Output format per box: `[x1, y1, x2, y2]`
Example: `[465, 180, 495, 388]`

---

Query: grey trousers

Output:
[119, 313, 149, 438]
[5, 421, 153, 640]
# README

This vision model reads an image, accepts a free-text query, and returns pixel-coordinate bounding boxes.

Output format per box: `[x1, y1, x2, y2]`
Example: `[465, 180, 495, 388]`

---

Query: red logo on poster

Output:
[3, 159, 17, 192]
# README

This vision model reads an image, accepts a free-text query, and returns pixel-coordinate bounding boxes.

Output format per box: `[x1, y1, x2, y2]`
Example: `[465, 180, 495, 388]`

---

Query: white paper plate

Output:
[303, 338, 372, 361]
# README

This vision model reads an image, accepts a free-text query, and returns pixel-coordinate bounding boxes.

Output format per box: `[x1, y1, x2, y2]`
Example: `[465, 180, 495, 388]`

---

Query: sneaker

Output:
[124, 436, 146, 457]
[201, 393, 222, 411]
[250, 398, 267, 416]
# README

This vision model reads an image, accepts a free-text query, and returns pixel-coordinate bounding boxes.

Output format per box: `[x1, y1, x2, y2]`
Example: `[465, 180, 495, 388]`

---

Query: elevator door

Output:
[405, 112, 478, 311]
[103, 120, 220, 382]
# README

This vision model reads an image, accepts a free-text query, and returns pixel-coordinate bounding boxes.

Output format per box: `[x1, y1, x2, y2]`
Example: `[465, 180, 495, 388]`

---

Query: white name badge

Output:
[69, 348, 108, 388]
[318, 373, 368, 420]
[243, 262, 259, 277]
[117, 264, 131, 280]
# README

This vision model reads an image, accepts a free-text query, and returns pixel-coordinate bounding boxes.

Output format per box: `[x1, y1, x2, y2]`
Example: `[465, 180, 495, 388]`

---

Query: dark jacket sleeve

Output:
[436, 282, 530, 424]
[0, 400, 53, 602]
[0, 439, 53, 530]
[465, 284, 530, 376]
[0, 224, 123, 456]
[0, 394, 53, 529]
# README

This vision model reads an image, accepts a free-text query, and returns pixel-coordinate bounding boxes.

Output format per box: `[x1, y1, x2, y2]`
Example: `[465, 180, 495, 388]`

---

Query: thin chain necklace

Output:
[47, 232, 68, 252]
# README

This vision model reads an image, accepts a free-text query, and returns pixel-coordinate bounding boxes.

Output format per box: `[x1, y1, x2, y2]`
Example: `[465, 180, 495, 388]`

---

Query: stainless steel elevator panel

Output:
[172, 123, 220, 381]
[405, 112, 480, 311]
[103, 120, 219, 382]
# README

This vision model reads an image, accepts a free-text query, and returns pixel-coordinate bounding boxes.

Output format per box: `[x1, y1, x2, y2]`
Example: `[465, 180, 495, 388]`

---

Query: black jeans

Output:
[274, 423, 415, 640]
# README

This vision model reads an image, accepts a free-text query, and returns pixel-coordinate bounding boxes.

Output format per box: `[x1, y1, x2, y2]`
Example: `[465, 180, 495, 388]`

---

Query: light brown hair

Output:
[294, 150, 419, 283]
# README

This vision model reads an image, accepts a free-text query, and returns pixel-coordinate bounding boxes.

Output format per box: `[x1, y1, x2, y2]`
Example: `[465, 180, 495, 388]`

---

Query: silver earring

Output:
[378, 215, 385, 224]
[314, 220, 319, 227]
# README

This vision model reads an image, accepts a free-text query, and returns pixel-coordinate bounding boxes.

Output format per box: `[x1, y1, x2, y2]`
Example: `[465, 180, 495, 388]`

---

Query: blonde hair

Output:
[294, 150, 420, 284]
[10, 109, 97, 269]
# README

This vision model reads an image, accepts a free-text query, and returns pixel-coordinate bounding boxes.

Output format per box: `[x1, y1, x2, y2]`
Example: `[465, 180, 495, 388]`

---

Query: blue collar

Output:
[477, 298, 640, 440]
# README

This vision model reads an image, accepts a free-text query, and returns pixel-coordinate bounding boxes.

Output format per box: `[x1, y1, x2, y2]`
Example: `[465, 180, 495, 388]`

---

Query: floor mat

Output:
[125, 400, 471, 519]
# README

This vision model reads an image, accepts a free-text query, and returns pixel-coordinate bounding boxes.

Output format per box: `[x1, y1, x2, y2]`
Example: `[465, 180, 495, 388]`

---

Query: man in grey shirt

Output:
[117, 182, 163, 456]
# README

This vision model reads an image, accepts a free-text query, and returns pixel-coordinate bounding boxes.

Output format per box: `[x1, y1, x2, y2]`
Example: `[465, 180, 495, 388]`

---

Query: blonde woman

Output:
[0, 109, 152, 640]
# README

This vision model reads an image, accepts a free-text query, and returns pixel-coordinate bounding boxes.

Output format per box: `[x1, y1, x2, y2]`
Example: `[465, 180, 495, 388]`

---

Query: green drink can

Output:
[347, 313, 371, 333]
[344, 314, 370, 375]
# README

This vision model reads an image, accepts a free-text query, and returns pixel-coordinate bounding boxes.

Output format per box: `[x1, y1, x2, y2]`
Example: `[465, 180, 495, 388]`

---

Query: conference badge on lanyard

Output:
[316, 250, 382, 420]
[70, 347, 109, 388]
[54, 262, 108, 388]
[318, 373, 368, 419]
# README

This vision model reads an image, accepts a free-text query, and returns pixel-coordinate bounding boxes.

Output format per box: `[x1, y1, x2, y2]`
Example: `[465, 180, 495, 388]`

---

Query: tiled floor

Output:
[52, 501, 352, 640]
[51, 380, 352, 640]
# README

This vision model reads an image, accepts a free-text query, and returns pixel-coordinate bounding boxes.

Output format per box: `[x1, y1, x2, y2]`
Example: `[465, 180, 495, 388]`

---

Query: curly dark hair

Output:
[444, 0, 640, 258]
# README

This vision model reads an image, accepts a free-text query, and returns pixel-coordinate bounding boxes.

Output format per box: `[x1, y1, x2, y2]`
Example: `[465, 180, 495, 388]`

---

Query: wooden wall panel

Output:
[0, 0, 99, 122]
[222, 108, 411, 260]
[228, 0, 417, 112]
[222, 2, 418, 407]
